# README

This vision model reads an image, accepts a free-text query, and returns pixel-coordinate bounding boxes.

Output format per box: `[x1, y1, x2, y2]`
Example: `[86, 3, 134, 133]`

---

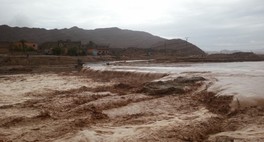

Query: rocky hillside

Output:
[0, 25, 205, 55]
[0, 25, 164, 48]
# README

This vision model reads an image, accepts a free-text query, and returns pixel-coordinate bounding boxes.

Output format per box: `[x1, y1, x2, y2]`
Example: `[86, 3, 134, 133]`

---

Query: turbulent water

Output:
[0, 61, 263, 141]
[85, 61, 264, 107]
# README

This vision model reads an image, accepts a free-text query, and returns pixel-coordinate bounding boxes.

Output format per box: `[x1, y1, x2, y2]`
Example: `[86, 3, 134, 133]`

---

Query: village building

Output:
[86, 45, 110, 56]
[0, 41, 38, 54]
[13, 41, 38, 50]
[39, 40, 110, 56]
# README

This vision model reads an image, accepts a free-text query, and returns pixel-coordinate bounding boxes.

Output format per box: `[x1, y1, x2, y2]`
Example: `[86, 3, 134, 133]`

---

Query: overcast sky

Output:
[0, 0, 263, 51]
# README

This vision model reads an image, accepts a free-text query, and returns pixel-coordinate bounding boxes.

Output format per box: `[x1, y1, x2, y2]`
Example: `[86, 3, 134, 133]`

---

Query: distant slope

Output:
[253, 48, 264, 54]
[0, 25, 165, 48]
[151, 39, 205, 55]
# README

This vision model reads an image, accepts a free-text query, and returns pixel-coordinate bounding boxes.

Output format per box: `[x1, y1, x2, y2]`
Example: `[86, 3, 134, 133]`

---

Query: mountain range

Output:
[0, 25, 205, 55]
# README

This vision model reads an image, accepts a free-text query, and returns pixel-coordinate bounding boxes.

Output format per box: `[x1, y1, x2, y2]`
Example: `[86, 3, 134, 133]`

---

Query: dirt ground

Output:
[0, 68, 263, 142]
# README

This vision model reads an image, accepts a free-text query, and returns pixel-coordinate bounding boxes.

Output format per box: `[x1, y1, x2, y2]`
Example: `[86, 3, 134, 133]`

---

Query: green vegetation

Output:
[67, 47, 78, 56]
[52, 47, 63, 55]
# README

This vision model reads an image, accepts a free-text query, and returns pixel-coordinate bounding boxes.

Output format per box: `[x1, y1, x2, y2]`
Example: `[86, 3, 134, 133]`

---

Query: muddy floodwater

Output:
[87, 61, 264, 108]
[0, 61, 264, 141]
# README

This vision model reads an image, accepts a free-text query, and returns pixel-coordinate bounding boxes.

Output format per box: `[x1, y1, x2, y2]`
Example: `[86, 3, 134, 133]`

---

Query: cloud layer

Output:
[0, 0, 263, 51]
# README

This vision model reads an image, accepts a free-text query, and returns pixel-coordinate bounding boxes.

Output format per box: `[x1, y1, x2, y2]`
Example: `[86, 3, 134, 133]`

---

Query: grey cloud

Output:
[8, 15, 33, 27]
[0, 0, 263, 51]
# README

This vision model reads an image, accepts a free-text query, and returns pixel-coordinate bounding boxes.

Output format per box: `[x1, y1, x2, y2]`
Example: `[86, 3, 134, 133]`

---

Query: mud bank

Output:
[0, 69, 263, 141]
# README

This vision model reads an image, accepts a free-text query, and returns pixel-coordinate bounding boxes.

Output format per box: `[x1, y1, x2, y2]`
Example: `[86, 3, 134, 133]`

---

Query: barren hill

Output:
[0, 25, 165, 48]
[0, 25, 205, 55]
